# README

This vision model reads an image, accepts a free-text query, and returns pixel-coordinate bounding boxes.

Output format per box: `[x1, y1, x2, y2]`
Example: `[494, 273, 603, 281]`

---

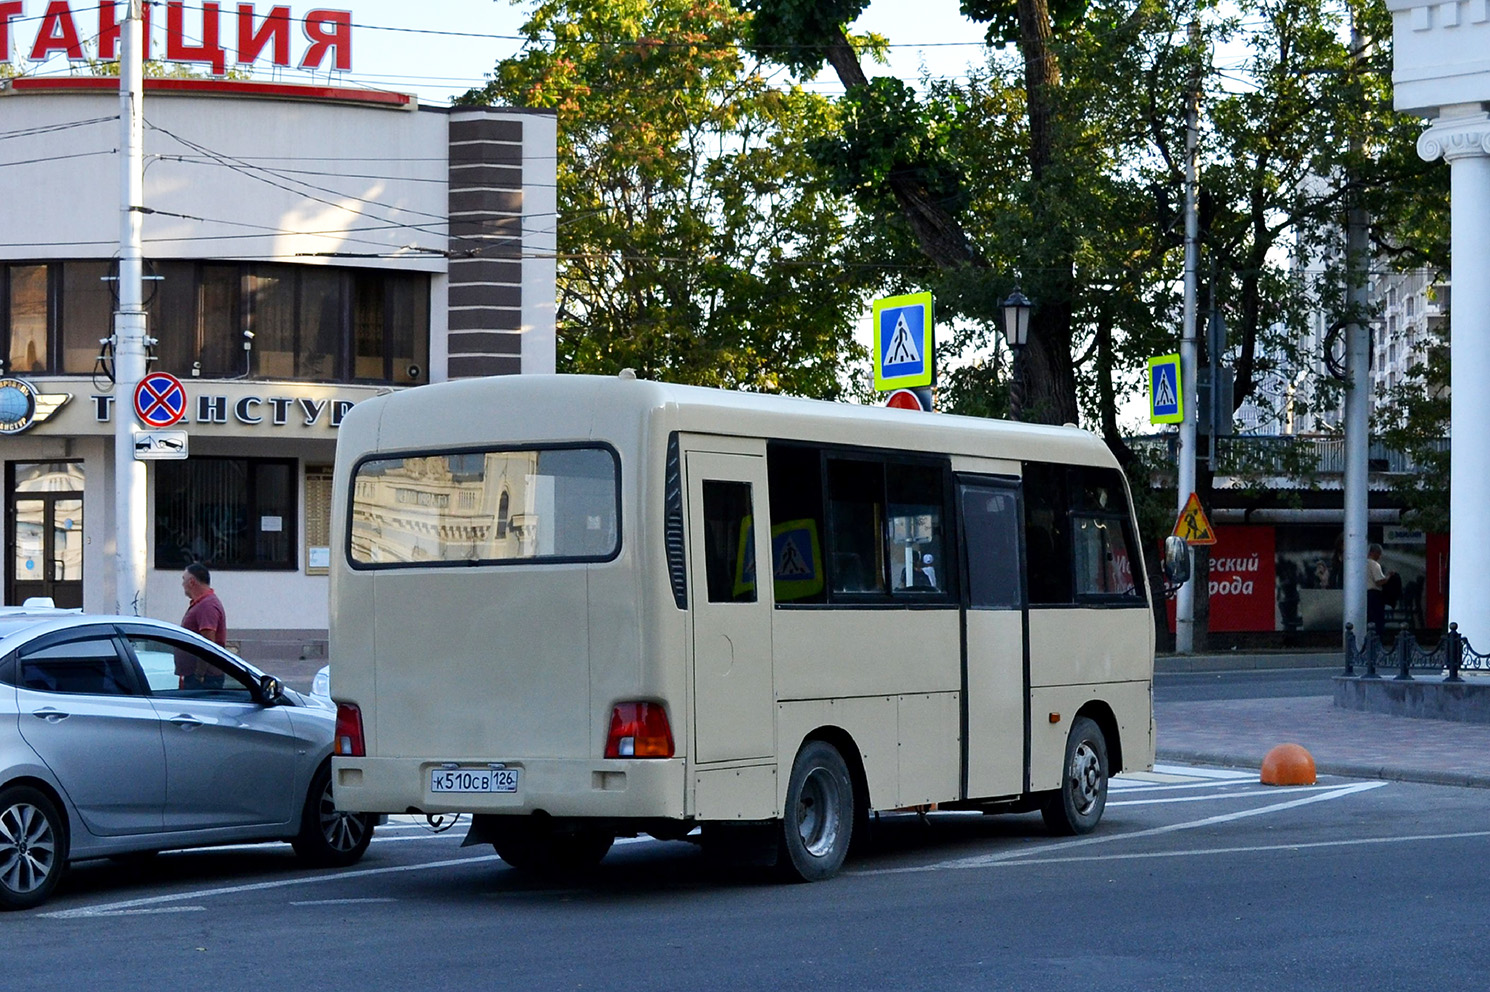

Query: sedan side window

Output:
[129, 636, 253, 700]
[20, 638, 136, 696]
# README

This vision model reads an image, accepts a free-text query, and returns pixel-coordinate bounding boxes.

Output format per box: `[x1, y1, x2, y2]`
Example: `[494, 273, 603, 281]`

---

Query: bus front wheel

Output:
[1041, 716, 1109, 836]
[778, 740, 855, 882]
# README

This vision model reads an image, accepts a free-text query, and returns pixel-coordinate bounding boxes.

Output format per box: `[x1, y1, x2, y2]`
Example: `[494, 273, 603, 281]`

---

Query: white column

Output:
[114, 1, 148, 616]
[1421, 111, 1490, 645]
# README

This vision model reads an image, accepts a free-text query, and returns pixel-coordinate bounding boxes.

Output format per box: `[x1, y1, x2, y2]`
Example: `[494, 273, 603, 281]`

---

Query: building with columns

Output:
[1388, 0, 1490, 643]
[0, 76, 556, 663]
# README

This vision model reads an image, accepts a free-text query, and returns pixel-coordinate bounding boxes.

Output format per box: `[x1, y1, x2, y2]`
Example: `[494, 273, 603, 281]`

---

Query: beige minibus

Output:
[328, 374, 1156, 880]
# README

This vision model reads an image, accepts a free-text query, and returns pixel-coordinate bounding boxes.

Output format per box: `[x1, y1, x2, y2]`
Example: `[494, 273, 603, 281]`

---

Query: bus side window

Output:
[702, 481, 757, 603]
[766, 444, 827, 604]
[887, 463, 948, 596]
[1022, 462, 1072, 605]
[826, 459, 886, 595]
[960, 485, 1021, 609]
[1068, 466, 1143, 600]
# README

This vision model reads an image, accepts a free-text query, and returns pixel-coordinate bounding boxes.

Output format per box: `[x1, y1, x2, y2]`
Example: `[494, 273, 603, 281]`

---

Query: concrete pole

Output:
[113, 0, 148, 616]
[1341, 22, 1370, 644]
[1175, 20, 1202, 654]
[1419, 110, 1490, 646]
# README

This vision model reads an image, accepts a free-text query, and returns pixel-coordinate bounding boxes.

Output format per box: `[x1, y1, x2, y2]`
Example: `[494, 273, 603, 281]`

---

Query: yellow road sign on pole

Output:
[1173, 492, 1217, 546]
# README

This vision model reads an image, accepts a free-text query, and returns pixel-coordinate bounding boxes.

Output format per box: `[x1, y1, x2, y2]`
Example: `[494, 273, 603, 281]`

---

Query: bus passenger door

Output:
[958, 479, 1027, 799]
[685, 448, 774, 764]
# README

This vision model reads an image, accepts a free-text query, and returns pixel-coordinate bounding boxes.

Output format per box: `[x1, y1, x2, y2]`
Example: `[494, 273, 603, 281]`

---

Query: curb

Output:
[1156, 748, 1490, 790]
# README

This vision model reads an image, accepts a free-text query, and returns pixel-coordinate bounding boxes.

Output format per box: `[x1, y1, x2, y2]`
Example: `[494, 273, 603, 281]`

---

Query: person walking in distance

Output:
[178, 563, 227, 688]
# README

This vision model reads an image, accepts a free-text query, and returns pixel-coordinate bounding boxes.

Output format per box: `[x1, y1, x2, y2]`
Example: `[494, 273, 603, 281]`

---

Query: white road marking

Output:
[290, 898, 398, 906]
[152, 831, 464, 857]
[83, 906, 207, 917]
[1110, 779, 1283, 795]
[1151, 764, 1257, 780]
[40, 852, 505, 919]
[855, 781, 1388, 876]
[1108, 784, 1355, 807]
[917, 829, 1490, 869]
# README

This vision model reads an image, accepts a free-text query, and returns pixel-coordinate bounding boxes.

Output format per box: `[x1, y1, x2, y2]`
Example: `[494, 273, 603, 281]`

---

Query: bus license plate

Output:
[429, 768, 520, 794]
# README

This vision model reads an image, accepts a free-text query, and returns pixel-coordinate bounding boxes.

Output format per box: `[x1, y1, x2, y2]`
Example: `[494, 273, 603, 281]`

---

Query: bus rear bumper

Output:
[331, 755, 687, 819]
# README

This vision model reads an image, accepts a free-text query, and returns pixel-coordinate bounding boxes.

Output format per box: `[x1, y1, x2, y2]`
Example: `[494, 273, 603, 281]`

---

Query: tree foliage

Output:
[462, 0, 869, 396]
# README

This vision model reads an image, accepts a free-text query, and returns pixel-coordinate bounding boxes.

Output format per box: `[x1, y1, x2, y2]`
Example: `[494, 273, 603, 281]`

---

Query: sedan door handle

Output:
[168, 715, 203, 729]
[31, 708, 69, 723]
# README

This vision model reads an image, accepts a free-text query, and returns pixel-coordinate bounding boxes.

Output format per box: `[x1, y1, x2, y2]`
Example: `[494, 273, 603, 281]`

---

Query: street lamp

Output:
[1002, 288, 1032, 421]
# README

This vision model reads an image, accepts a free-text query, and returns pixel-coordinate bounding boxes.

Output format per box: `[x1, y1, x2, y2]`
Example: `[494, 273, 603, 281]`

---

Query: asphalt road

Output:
[1155, 665, 1339, 702]
[12, 764, 1490, 991]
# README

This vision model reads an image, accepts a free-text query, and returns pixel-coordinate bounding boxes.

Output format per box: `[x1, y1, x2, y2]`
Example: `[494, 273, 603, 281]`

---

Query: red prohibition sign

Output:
[133, 372, 188, 428]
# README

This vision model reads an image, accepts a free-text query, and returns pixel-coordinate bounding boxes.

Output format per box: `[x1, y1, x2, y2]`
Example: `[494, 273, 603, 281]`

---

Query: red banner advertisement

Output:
[1167, 524, 1277, 633]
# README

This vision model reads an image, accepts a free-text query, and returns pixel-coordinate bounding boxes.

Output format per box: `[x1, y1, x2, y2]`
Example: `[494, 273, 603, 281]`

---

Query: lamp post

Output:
[1002, 289, 1032, 421]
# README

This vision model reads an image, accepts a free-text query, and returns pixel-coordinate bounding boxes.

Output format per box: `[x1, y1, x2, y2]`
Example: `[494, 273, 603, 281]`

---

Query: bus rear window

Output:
[348, 445, 620, 567]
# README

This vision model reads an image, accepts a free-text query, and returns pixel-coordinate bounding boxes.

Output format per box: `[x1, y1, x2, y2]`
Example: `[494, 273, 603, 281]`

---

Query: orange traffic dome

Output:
[1260, 743, 1317, 786]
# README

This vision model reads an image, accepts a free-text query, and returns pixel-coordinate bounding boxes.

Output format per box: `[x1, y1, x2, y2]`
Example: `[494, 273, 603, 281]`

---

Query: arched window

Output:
[497, 489, 510, 539]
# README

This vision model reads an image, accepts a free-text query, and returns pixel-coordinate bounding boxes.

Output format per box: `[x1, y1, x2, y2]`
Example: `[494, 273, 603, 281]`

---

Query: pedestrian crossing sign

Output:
[771, 518, 824, 602]
[1148, 353, 1183, 424]
[873, 292, 934, 391]
[1172, 492, 1217, 546]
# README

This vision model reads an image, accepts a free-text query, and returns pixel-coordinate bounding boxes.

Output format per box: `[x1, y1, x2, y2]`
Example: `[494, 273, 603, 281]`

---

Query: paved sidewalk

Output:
[1156, 656, 1490, 789]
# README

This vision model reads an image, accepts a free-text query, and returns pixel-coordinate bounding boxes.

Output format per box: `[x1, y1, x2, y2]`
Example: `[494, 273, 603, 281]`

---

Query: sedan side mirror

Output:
[1163, 535, 1191, 587]
[259, 674, 286, 705]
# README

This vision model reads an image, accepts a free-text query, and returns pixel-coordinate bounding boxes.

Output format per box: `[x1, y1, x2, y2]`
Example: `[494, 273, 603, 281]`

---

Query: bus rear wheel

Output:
[492, 822, 614, 876]
[778, 740, 854, 882]
[1041, 716, 1109, 836]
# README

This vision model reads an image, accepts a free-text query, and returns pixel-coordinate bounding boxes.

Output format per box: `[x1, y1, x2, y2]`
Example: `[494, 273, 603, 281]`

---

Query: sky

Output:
[5, 0, 996, 105]
[314, 0, 993, 106]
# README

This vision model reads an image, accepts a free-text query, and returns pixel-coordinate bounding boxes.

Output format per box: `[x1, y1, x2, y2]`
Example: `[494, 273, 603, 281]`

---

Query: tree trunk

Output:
[826, 29, 983, 270]
[821, 14, 1079, 424]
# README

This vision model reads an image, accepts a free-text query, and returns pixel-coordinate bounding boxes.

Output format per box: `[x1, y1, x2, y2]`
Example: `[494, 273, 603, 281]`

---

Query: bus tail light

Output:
[605, 702, 674, 758]
[335, 703, 366, 756]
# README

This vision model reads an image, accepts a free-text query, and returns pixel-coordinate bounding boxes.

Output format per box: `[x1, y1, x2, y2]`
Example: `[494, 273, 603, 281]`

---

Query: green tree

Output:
[461, 0, 869, 396]
[736, 0, 1213, 441]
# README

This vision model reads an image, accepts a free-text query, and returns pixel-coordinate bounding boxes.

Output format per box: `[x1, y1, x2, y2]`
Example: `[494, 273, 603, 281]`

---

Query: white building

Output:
[0, 76, 556, 663]
[1270, 253, 1447, 437]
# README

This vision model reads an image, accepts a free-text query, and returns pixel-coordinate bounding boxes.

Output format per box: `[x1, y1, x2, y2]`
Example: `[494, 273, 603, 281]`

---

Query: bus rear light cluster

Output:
[605, 701, 674, 758]
[334, 702, 366, 756]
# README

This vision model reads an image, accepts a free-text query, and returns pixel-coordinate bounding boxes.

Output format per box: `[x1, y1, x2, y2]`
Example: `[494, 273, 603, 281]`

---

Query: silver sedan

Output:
[0, 611, 373, 911]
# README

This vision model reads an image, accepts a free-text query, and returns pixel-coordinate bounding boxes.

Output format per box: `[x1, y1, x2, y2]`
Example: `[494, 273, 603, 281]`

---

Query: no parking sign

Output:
[133, 372, 188, 428]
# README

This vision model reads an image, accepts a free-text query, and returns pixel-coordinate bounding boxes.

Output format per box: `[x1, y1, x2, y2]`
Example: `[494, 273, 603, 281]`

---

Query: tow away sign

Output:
[133, 430, 188, 460]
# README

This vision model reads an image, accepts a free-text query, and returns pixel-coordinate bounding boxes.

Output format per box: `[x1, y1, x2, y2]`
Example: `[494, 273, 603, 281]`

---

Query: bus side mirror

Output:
[1163, 535, 1191, 587]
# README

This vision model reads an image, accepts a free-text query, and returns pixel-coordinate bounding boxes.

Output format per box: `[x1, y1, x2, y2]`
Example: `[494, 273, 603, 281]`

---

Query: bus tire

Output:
[292, 763, 375, 867]
[492, 823, 614, 875]
[778, 740, 854, 882]
[1041, 716, 1109, 836]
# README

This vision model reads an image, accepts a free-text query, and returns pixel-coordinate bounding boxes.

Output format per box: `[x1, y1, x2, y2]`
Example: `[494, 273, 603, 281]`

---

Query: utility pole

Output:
[1175, 18, 1202, 654]
[1342, 18, 1370, 646]
[114, 0, 148, 616]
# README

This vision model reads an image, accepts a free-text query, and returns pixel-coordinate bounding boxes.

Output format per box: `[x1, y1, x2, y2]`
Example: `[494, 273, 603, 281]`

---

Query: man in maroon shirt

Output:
[178, 562, 227, 688]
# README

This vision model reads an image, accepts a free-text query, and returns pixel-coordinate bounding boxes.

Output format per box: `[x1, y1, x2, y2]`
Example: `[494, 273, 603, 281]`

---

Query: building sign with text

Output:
[91, 391, 358, 428]
[0, 3, 353, 75]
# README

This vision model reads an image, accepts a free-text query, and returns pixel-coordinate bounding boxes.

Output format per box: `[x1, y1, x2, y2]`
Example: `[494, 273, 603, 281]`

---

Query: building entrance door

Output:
[8, 462, 84, 609]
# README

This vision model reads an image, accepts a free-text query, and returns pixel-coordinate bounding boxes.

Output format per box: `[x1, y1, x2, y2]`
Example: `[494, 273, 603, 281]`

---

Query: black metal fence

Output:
[1343, 622, 1490, 681]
